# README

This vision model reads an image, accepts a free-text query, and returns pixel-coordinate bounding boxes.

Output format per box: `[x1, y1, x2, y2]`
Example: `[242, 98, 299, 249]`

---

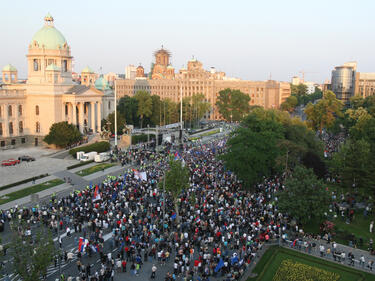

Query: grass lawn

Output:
[76, 163, 116, 177]
[248, 246, 374, 281]
[0, 179, 64, 205]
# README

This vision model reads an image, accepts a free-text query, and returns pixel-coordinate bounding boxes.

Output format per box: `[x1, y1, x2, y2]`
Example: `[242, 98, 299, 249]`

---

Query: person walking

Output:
[151, 264, 157, 279]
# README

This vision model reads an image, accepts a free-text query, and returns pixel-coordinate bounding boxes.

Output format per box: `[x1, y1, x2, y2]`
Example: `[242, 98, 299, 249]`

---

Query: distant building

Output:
[331, 62, 357, 104]
[291, 76, 302, 85]
[304, 81, 316, 94]
[125, 65, 137, 80]
[116, 47, 291, 120]
[355, 72, 375, 98]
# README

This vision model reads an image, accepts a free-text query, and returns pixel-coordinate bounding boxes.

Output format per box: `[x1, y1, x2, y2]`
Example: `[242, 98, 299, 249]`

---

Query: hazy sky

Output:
[1, 0, 374, 83]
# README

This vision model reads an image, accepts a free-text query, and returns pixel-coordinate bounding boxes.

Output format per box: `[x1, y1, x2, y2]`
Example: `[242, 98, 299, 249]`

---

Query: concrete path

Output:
[53, 170, 89, 188]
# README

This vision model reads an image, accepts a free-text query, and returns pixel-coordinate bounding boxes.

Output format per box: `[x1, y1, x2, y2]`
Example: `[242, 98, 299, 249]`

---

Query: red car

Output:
[1, 159, 20, 166]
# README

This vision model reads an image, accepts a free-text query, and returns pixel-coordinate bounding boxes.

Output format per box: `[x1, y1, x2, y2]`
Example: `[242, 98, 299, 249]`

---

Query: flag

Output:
[174, 151, 182, 161]
[171, 213, 177, 220]
[90, 244, 100, 253]
[78, 237, 88, 252]
[133, 169, 147, 181]
[214, 258, 224, 273]
[93, 185, 101, 202]
[231, 255, 239, 265]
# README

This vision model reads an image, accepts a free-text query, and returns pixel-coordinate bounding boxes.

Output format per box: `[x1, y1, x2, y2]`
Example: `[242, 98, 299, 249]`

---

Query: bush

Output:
[69, 141, 110, 158]
[67, 160, 94, 170]
[0, 174, 49, 191]
[131, 134, 155, 144]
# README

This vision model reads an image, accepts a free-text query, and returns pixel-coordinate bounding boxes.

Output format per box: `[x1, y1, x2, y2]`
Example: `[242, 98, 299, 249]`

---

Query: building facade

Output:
[116, 48, 291, 120]
[331, 62, 357, 104]
[0, 14, 113, 148]
[354, 72, 375, 99]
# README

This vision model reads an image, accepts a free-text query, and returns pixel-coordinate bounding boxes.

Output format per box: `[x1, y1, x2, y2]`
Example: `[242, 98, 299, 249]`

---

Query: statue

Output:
[122, 123, 133, 135]
[100, 120, 112, 140]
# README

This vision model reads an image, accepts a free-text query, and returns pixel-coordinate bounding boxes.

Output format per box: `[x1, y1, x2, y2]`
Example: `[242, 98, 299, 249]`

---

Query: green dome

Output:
[30, 15, 67, 50]
[82, 66, 95, 73]
[46, 63, 60, 71]
[2, 64, 17, 72]
[94, 76, 110, 91]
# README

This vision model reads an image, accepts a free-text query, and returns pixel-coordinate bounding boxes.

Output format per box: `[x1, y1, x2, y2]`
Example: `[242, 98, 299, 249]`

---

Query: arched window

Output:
[18, 105, 22, 116]
[108, 101, 111, 110]
[33, 59, 39, 71]
[19, 121, 23, 134]
[9, 122, 13, 135]
[0, 123, 2, 136]
[35, 105, 39, 116]
[8, 105, 12, 117]
[36, 122, 40, 133]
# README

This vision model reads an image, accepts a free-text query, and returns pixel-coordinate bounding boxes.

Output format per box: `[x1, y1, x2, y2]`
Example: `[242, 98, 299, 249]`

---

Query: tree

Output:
[163, 158, 190, 223]
[221, 113, 284, 188]
[105, 112, 125, 134]
[150, 95, 162, 126]
[118, 95, 139, 127]
[216, 88, 250, 122]
[277, 165, 330, 225]
[134, 91, 153, 128]
[10, 219, 55, 281]
[305, 90, 343, 135]
[44, 121, 82, 147]
[280, 95, 298, 112]
[191, 93, 211, 125]
[291, 83, 308, 97]
[331, 139, 374, 191]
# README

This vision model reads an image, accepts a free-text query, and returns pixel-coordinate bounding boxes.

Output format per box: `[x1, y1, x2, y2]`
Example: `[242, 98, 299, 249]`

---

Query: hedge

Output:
[67, 160, 94, 170]
[132, 134, 155, 144]
[0, 174, 49, 192]
[69, 141, 110, 158]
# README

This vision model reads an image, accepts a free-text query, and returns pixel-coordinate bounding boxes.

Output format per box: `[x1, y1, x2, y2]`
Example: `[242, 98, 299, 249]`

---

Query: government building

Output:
[115, 48, 291, 120]
[0, 14, 114, 148]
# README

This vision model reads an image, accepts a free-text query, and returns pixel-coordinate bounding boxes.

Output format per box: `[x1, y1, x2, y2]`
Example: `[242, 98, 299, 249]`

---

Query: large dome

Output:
[94, 76, 110, 91]
[30, 14, 67, 50]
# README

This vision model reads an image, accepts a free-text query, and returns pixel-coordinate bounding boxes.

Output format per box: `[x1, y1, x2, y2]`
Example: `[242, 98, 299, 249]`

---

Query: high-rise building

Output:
[125, 65, 137, 80]
[115, 48, 291, 120]
[331, 62, 357, 104]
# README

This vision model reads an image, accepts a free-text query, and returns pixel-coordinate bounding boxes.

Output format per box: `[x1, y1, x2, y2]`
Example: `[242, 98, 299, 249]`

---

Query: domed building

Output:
[0, 14, 114, 148]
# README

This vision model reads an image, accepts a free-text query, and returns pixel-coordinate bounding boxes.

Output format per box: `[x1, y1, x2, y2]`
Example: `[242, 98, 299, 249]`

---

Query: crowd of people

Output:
[0, 137, 288, 281]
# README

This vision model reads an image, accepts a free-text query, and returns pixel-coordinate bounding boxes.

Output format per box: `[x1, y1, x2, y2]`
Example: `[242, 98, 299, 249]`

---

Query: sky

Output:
[0, 0, 374, 83]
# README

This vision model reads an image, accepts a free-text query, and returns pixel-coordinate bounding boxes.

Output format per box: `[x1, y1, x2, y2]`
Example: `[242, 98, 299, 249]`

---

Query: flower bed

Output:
[273, 259, 340, 281]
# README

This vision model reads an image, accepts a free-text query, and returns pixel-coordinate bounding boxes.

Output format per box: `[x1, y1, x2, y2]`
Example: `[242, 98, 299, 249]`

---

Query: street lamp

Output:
[114, 86, 118, 147]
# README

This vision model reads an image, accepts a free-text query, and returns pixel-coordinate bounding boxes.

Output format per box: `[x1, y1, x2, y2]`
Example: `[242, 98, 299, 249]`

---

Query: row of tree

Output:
[280, 84, 323, 112]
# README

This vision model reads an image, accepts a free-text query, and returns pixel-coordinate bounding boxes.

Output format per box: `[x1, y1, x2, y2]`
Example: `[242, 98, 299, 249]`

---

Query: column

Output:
[96, 102, 102, 132]
[3, 104, 9, 138]
[72, 102, 77, 126]
[90, 102, 96, 132]
[78, 102, 85, 133]
[15, 104, 19, 136]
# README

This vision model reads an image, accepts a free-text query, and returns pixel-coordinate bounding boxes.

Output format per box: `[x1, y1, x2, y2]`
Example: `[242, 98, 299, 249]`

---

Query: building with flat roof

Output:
[116, 48, 291, 120]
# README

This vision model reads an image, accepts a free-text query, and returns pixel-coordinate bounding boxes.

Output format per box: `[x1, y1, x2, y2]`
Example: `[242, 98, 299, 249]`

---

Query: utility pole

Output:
[180, 85, 183, 150]
[114, 85, 118, 147]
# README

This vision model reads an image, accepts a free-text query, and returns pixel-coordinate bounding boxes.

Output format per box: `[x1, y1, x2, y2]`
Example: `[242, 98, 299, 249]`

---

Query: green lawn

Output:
[0, 179, 64, 205]
[248, 246, 374, 281]
[76, 163, 116, 177]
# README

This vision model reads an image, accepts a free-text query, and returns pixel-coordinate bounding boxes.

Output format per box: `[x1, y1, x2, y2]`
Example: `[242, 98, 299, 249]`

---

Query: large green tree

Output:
[216, 88, 251, 122]
[117, 95, 139, 126]
[291, 83, 308, 97]
[305, 90, 343, 135]
[277, 165, 330, 225]
[10, 219, 55, 281]
[105, 112, 126, 134]
[163, 158, 190, 223]
[44, 121, 82, 147]
[134, 90, 153, 128]
[221, 113, 284, 188]
[280, 95, 298, 112]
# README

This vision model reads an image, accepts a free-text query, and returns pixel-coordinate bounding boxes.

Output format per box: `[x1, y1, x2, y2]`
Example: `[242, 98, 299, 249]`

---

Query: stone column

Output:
[90, 102, 96, 132]
[97, 102, 102, 132]
[2, 105, 8, 137]
[72, 102, 77, 126]
[78, 102, 85, 133]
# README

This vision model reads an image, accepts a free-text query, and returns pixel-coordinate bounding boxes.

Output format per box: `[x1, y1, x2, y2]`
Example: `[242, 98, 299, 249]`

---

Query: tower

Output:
[27, 13, 73, 85]
[81, 66, 96, 86]
[2, 64, 18, 84]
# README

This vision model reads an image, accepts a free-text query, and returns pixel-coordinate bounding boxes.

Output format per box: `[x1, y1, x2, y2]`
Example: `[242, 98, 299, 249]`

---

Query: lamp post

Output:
[147, 124, 150, 148]
[114, 86, 118, 147]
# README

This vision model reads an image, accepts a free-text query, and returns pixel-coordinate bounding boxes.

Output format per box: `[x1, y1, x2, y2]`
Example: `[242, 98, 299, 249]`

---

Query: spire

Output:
[44, 13, 54, 26]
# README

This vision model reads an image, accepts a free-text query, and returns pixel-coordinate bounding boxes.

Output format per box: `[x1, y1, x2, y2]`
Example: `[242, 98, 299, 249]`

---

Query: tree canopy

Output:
[277, 165, 331, 225]
[134, 90, 153, 128]
[216, 88, 251, 122]
[44, 121, 82, 147]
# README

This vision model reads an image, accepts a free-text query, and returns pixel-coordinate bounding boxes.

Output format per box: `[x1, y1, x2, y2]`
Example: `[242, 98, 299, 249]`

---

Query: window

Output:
[36, 122, 40, 133]
[0, 141, 4, 147]
[21, 138, 25, 144]
[9, 122, 13, 135]
[8, 105, 12, 117]
[0, 123, 2, 136]
[65, 104, 68, 115]
[19, 121, 23, 134]
[62, 60, 67, 72]
[11, 139, 16, 145]
[35, 105, 39, 115]
[33, 59, 39, 71]
[18, 105, 22, 116]
[108, 101, 111, 110]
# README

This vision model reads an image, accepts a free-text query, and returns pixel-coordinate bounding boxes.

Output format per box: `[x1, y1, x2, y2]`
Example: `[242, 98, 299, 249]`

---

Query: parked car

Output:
[1, 160, 12, 166]
[8, 159, 20, 165]
[18, 155, 36, 162]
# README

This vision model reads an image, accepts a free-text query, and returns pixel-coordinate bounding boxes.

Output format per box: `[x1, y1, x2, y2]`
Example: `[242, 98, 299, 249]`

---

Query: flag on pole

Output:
[93, 185, 101, 202]
[214, 258, 224, 272]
